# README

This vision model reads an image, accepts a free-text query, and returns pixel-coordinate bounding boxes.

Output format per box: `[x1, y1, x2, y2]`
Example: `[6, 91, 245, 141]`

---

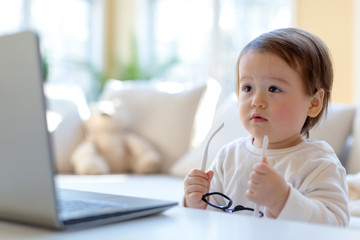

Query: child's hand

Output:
[184, 169, 214, 209]
[246, 157, 290, 218]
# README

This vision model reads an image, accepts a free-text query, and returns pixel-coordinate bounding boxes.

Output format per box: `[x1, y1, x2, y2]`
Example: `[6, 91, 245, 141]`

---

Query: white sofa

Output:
[47, 79, 360, 229]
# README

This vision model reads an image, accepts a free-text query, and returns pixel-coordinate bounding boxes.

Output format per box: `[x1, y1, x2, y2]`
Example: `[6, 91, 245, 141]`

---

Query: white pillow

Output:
[170, 93, 249, 177]
[46, 84, 89, 173]
[48, 98, 85, 173]
[190, 78, 221, 148]
[100, 79, 207, 173]
[170, 94, 355, 177]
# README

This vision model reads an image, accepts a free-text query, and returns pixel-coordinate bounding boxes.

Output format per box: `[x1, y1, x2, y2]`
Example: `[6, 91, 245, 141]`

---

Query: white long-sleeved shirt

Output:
[207, 136, 350, 226]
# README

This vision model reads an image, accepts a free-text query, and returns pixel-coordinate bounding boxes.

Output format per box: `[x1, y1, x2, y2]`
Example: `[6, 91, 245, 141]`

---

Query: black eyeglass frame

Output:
[202, 192, 264, 217]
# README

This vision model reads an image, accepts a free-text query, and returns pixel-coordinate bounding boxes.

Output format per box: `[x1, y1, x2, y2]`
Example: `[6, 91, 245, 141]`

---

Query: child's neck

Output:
[253, 135, 303, 149]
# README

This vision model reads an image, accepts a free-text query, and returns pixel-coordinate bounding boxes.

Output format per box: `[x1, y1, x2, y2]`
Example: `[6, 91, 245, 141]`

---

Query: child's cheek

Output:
[271, 103, 305, 128]
[271, 104, 296, 125]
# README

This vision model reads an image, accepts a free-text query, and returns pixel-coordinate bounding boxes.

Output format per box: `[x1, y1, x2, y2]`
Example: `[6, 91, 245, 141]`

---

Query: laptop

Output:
[0, 31, 177, 230]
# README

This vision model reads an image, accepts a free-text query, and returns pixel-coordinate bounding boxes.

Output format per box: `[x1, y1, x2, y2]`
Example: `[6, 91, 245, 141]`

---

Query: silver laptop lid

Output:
[0, 31, 60, 228]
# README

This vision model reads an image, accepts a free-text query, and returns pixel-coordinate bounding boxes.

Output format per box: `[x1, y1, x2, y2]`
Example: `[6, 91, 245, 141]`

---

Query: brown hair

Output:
[235, 28, 333, 137]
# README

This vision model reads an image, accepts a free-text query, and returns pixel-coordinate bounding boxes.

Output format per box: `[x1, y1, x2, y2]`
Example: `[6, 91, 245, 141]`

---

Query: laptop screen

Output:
[0, 31, 59, 227]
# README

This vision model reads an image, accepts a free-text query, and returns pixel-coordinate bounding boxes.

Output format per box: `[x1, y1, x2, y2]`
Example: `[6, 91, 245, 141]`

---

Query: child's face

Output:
[237, 51, 314, 149]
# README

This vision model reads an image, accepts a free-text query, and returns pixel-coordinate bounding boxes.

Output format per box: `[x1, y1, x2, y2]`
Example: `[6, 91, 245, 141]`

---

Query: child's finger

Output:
[253, 162, 269, 174]
[188, 169, 208, 179]
[206, 170, 214, 181]
[185, 174, 210, 187]
[262, 156, 268, 163]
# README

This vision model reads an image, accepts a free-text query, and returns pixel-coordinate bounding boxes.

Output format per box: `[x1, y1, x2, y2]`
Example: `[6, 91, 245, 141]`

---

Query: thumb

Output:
[207, 170, 214, 182]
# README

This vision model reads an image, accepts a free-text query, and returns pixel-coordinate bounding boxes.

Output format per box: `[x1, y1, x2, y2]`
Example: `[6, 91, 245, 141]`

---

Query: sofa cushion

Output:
[100, 79, 207, 173]
[46, 84, 89, 173]
[309, 103, 356, 167]
[348, 112, 360, 174]
[171, 93, 356, 177]
[171, 93, 248, 177]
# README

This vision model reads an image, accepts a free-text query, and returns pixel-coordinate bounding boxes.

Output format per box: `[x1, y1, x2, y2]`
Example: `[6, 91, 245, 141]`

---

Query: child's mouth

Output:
[251, 114, 267, 122]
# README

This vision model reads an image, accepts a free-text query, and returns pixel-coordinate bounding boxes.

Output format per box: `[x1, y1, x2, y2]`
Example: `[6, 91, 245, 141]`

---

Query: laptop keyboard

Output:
[58, 200, 127, 218]
[60, 199, 123, 211]
[55, 189, 176, 226]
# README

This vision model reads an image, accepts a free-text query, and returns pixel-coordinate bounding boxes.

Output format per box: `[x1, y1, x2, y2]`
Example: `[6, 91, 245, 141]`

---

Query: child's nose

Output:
[251, 91, 267, 109]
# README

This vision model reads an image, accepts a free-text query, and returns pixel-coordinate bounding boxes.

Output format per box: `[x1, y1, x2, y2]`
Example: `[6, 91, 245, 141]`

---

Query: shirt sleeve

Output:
[277, 162, 350, 226]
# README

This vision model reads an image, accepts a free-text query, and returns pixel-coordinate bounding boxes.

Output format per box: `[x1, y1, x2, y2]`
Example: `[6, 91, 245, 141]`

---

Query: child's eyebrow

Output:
[239, 75, 291, 86]
[267, 76, 291, 86]
[238, 75, 252, 83]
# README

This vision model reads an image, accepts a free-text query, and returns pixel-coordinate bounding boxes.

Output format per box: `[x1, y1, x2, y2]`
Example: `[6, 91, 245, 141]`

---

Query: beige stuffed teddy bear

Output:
[70, 100, 161, 175]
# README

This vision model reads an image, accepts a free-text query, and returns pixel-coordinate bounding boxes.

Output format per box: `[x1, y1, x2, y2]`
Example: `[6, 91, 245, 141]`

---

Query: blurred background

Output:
[0, 0, 358, 106]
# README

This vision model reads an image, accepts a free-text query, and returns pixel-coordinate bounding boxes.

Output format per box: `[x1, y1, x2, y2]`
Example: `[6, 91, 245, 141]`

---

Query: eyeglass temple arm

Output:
[233, 205, 264, 217]
[201, 122, 224, 171]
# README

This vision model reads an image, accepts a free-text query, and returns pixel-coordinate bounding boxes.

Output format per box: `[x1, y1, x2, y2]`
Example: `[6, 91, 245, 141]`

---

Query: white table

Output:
[1, 206, 360, 240]
[1, 175, 360, 240]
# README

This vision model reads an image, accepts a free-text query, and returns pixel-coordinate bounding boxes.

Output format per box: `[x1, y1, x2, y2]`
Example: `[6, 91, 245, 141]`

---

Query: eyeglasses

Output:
[202, 192, 264, 217]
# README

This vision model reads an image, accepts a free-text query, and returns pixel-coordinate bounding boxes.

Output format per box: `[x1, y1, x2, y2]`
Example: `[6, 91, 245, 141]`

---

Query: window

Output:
[151, 0, 294, 101]
[0, 0, 103, 100]
[0, 0, 293, 103]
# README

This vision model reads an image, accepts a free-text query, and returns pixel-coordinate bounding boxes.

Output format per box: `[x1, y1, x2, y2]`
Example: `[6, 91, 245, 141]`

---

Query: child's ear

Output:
[307, 89, 324, 117]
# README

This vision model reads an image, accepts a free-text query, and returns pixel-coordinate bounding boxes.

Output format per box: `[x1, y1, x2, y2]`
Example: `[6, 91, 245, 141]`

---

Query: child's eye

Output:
[268, 86, 281, 93]
[241, 85, 253, 92]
